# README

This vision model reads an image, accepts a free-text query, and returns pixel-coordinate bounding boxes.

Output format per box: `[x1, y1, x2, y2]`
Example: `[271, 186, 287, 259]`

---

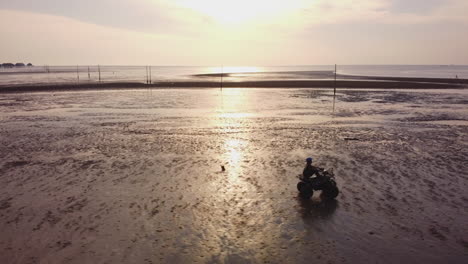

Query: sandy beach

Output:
[0, 87, 467, 263]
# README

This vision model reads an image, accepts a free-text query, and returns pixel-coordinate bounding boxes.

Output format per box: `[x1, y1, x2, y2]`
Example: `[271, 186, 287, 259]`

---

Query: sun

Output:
[175, 0, 305, 24]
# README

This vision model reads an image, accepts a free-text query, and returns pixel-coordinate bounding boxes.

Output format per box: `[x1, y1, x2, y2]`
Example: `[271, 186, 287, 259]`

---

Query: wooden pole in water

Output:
[149, 66, 152, 84]
[88, 66, 90, 81]
[98, 65, 101, 83]
[77, 65, 79, 83]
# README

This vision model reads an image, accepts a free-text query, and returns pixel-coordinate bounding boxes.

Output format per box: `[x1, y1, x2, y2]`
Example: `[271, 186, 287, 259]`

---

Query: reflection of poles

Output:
[333, 64, 337, 114]
[46, 65, 50, 84]
[220, 65, 223, 91]
[332, 93, 336, 115]
[149, 66, 153, 95]
[149, 66, 152, 84]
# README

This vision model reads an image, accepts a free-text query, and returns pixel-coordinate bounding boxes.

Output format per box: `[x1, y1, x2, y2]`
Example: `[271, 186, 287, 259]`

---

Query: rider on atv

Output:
[303, 157, 318, 181]
[303, 157, 327, 184]
[298, 157, 339, 200]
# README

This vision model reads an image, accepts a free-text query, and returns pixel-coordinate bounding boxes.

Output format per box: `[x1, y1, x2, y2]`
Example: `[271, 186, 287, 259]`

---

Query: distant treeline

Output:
[1, 63, 33, 68]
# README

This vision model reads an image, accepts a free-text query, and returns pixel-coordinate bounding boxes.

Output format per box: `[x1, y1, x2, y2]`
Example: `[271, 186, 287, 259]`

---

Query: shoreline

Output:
[0, 79, 466, 93]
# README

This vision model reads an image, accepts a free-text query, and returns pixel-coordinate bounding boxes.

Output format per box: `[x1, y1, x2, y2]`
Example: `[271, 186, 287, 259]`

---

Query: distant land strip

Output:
[0, 79, 466, 93]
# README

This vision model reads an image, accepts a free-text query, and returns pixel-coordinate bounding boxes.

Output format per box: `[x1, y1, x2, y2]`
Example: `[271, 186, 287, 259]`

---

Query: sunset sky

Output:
[1, 0, 467, 65]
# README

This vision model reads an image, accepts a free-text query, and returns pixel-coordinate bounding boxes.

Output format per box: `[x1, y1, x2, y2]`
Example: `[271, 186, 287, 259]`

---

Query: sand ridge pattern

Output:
[0, 88, 467, 263]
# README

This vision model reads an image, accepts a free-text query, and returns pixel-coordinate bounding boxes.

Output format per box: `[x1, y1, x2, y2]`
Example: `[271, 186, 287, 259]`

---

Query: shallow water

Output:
[0, 88, 467, 263]
[1, 65, 468, 86]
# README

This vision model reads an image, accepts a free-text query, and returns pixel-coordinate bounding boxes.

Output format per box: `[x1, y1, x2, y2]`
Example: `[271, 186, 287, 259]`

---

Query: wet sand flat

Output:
[0, 88, 467, 263]
[0, 78, 465, 93]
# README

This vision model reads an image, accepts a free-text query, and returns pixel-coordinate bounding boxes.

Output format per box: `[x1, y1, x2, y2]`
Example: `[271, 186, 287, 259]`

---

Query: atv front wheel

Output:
[321, 185, 339, 200]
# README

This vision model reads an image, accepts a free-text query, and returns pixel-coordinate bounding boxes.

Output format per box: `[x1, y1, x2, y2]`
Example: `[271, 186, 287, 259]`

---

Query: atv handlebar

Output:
[298, 169, 335, 180]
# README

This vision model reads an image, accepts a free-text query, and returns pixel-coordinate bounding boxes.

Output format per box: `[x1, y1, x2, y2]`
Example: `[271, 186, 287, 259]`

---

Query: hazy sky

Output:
[1, 0, 467, 65]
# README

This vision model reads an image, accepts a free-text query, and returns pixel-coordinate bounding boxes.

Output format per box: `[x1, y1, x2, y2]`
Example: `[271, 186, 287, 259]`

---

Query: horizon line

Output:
[2, 64, 468, 67]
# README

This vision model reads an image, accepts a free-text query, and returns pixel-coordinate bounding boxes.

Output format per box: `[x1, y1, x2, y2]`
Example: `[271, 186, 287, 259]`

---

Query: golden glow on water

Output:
[217, 112, 252, 119]
[207, 89, 284, 258]
[215, 88, 252, 117]
[213, 89, 253, 183]
[222, 66, 262, 74]
[206, 66, 263, 75]
[224, 139, 244, 169]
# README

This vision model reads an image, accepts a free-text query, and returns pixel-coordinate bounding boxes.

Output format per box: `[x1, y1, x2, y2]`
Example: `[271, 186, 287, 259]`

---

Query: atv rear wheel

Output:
[300, 189, 313, 199]
[298, 183, 313, 199]
[297, 182, 305, 191]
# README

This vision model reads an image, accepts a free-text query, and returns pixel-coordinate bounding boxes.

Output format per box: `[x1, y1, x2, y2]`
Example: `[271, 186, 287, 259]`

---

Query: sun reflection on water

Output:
[208, 66, 263, 74]
[213, 89, 253, 181]
[215, 88, 253, 117]
[223, 139, 244, 169]
[219, 125, 249, 181]
[217, 112, 253, 119]
[191, 89, 290, 260]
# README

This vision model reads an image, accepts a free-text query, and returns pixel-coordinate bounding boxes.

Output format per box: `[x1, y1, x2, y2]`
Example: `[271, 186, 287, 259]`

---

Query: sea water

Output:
[0, 65, 467, 86]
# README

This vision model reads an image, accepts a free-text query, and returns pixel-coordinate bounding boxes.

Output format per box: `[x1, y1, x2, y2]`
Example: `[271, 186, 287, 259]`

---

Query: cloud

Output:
[298, 0, 387, 24]
[290, 0, 468, 26]
[389, 0, 445, 14]
[1, 1, 466, 65]
[0, 9, 293, 65]
[0, 9, 196, 65]
[0, 0, 208, 35]
[431, 0, 468, 23]
[1, 0, 466, 35]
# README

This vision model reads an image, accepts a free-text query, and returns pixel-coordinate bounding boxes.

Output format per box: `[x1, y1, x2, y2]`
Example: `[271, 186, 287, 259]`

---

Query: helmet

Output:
[306, 157, 313, 163]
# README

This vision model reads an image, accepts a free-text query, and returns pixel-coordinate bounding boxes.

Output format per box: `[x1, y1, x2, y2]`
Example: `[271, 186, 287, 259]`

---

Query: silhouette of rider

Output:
[303, 157, 319, 181]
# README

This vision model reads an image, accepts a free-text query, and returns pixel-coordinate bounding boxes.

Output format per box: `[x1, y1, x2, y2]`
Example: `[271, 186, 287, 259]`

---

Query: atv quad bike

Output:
[297, 168, 339, 200]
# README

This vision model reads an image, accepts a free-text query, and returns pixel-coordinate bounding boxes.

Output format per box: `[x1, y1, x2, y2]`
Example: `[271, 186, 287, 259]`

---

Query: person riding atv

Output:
[297, 157, 339, 200]
[303, 157, 319, 181]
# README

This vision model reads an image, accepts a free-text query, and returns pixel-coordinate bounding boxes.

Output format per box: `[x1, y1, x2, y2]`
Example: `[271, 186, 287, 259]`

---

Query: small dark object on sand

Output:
[344, 137, 360, 141]
[221, 165, 225, 172]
